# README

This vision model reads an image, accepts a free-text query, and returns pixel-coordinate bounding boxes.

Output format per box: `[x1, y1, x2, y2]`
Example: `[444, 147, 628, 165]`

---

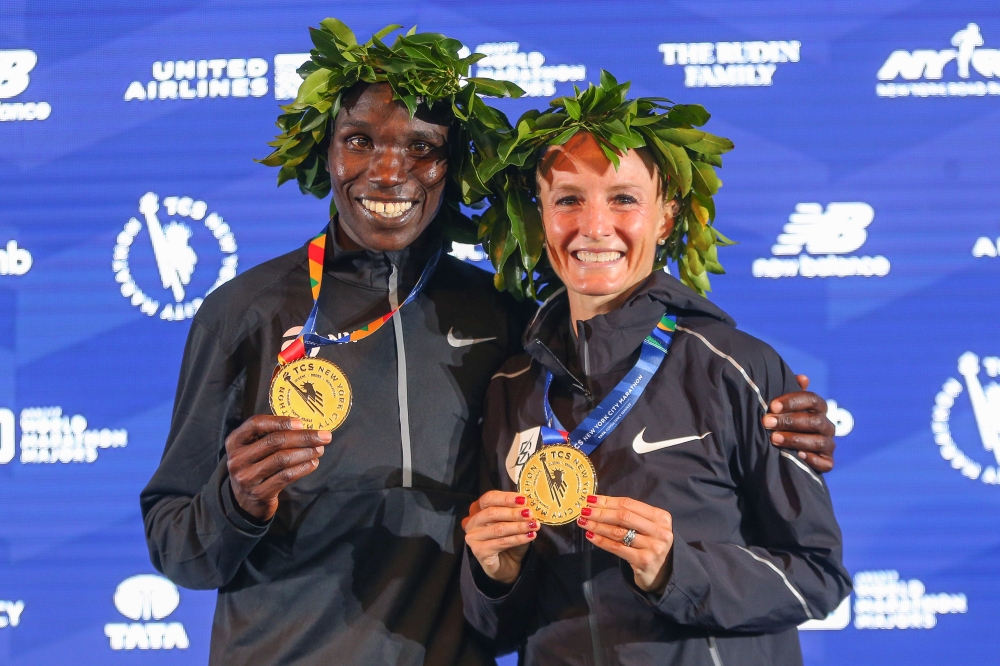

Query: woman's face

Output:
[537, 132, 672, 303]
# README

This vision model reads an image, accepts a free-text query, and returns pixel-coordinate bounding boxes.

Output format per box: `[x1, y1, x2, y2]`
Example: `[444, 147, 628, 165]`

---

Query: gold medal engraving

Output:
[269, 357, 352, 431]
[517, 445, 597, 525]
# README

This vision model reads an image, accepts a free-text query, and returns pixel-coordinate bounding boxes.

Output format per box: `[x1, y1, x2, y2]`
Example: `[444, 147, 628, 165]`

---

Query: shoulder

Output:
[192, 245, 308, 343]
[434, 255, 538, 317]
[672, 314, 791, 407]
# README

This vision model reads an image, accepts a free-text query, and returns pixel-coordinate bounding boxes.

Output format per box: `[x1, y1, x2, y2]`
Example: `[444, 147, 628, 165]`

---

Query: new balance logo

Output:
[753, 203, 890, 279]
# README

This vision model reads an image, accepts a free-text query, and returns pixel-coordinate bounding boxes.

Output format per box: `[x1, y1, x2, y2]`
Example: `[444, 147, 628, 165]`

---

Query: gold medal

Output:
[517, 445, 597, 525]
[269, 357, 352, 431]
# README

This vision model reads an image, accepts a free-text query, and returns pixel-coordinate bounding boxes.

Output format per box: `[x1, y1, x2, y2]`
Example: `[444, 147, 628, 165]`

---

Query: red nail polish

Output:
[515, 496, 526, 505]
[577, 517, 587, 525]
[521, 509, 531, 518]
[587, 495, 598, 504]
[581, 507, 592, 517]
[528, 521, 538, 529]
[527, 531, 536, 539]
[586, 531, 594, 539]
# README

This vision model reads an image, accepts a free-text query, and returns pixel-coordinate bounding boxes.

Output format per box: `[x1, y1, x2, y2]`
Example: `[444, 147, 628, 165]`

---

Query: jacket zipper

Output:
[581, 534, 605, 666]
[387, 263, 413, 488]
[708, 636, 724, 666]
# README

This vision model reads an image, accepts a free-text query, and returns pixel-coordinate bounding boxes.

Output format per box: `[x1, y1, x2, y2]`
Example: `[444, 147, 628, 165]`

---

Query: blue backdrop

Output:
[1, 1, 999, 664]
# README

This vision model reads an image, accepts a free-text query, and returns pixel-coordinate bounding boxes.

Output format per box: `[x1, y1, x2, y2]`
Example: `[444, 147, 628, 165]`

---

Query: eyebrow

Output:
[336, 119, 446, 143]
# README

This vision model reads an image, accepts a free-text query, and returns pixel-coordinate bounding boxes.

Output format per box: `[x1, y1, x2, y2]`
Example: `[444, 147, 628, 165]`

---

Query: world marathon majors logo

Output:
[752, 202, 891, 279]
[657, 39, 801, 87]
[457, 42, 586, 98]
[0, 49, 52, 122]
[877, 22, 1000, 98]
[0, 406, 126, 465]
[104, 575, 189, 651]
[113, 192, 238, 321]
[931, 352, 1000, 485]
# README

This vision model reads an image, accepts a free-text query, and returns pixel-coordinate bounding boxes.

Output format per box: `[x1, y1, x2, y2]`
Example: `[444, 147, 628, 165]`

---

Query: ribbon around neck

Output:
[541, 314, 677, 456]
[277, 229, 441, 365]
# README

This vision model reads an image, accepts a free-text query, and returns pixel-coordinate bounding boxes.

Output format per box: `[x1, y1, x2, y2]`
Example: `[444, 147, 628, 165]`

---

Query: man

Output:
[140, 21, 836, 666]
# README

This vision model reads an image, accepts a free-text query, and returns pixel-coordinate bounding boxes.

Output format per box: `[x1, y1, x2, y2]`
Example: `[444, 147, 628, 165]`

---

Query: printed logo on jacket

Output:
[113, 192, 238, 321]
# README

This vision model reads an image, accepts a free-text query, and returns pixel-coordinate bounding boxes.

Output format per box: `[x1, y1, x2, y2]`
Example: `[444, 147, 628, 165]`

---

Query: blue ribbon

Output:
[541, 314, 676, 456]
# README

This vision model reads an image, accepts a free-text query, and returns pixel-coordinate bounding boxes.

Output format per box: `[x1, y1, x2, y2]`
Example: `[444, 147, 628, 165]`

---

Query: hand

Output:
[762, 375, 836, 473]
[462, 491, 537, 585]
[225, 415, 332, 522]
[579, 495, 673, 596]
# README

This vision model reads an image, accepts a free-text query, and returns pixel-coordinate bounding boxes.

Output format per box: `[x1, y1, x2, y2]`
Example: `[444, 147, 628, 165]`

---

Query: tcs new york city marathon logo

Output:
[753, 203, 890, 279]
[932, 352, 1000, 486]
[0, 49, 51, 122]
[104, 575, 189, 651]
[113, 192, 238, 321]
[878, 23, 1000, 98]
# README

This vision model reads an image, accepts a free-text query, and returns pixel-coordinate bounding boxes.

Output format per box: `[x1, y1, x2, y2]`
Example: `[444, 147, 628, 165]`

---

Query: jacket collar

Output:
[524, 270, 735, 388]
[322, 217, 446, 292]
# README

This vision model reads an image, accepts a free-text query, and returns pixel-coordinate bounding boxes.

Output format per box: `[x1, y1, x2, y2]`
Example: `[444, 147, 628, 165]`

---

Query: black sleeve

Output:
[634, 342, 852, 632]
[460, 371, 539, 651]
[139, 317, 269, 590]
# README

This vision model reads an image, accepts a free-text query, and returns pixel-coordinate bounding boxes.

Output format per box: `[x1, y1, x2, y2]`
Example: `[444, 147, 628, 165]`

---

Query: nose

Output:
[368, 146, 407, 189]
[578, 200, 614, 241]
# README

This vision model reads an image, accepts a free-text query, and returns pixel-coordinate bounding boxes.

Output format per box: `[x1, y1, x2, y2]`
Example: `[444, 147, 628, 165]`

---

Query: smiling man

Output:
[139, 21, 836, 666]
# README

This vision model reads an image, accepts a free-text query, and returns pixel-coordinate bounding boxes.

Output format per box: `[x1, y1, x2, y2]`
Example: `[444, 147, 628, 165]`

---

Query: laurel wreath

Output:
[257, 19, 523, 242]
[474, 71, 736, 299]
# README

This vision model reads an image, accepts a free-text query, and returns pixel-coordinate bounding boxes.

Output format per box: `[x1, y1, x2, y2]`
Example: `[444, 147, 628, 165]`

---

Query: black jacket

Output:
[462, 271, 851, 666]
[140, 223, 534, 666]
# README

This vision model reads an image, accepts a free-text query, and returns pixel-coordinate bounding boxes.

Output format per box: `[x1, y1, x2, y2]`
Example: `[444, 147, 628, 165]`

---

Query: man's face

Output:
[327, 83, 450, 252]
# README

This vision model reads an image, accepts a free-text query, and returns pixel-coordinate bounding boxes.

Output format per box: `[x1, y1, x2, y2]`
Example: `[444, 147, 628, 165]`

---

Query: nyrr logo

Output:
[0, 240, 33, 276]
[0, 50, 51, 122]
[658, 40, 800, 88]
[877, 23, 1000, 98]
[104, 575, 189, 651]
[124, 58, 269, 101]
[459, 43, 586, 98]
[931, 352, 1000, 485]
[752, 203, 891, 279]
[113, 193, 238, 321]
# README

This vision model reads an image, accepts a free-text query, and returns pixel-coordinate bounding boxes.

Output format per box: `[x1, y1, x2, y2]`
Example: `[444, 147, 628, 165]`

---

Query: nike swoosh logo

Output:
[447, 328, 497, 348]
[632, 429, 712, 454]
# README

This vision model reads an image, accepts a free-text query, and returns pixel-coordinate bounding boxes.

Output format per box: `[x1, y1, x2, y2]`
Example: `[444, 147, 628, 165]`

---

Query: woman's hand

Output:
[579, 495, 674, 595]
[462, 491, 538, 585]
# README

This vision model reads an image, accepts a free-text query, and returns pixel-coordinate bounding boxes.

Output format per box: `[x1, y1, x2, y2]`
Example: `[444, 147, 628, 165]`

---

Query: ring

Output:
[622, 529, 637, 547]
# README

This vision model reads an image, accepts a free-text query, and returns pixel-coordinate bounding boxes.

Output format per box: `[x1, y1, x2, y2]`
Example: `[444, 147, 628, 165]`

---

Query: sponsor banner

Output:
[104, 575, 189, 651]
[0, 406, 127, 465]
[931, 352, 1000, 485]
[0, 240, 32, 276]
[877, 23, 1000, 98]
[0, 49, 52, 122]
[753, 203, 890, 279]
[0, 600, 24, 629]
[463, 42, 586, 97]
[852, 571, 967, 630]
[658, 40, 800, 87]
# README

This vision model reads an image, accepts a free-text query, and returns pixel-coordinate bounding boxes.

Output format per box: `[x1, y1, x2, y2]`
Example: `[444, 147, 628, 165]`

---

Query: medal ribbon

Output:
[540, 314, 677, 456]
[277, 230, 442, 365]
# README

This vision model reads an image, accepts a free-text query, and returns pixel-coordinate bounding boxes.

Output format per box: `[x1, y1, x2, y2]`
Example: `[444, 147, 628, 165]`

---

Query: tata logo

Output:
[931, 352, 1000, 486]
[113, 192, 238, 321]
[877, 23, 1000, 98]
[0, 50, 52, 121]
[104, 575, 189, 650]
[752, 203, 890, 279]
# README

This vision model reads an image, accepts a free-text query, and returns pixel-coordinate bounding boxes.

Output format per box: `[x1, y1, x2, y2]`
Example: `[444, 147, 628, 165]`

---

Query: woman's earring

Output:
[657, 238, 666, 246]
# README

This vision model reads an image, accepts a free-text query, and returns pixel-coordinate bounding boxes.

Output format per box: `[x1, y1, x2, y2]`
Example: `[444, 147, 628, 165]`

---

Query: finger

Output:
[770, 431, 835, 456]
[796, 374, 810, 391]
[466, 505, 534, 530]
[467, 519, 539, 545]
[581, 505, 662, 537]
[767, 391, 827, 416]
[585, 495, 666, 526]
[477, 490, 527, 510]
[243, 446, 324, 485]
[580, 517, 659, 551]
[235, 429, 333, 467]
[799, 452, 834, 473]
[229, 415, 304, 447]
[584, 530, 642, 566]
[467, 530, 536, 558]
[763, 411, 835, 436]
[241, 459, 320, 501]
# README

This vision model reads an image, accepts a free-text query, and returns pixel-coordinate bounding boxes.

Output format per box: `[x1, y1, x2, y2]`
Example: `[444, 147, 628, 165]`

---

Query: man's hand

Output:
[225, 415, 332, 522]
[462, 491, 536, 585]
[763, 375, 836, 473]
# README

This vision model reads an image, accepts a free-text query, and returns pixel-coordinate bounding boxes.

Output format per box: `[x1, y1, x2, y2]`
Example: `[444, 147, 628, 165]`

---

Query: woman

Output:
[461, 83, 851, 665]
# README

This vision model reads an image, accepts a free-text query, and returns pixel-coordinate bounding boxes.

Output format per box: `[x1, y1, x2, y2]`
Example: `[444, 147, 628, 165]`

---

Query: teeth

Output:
[575, 250, 623, 263]
[361, 199, 414, 218]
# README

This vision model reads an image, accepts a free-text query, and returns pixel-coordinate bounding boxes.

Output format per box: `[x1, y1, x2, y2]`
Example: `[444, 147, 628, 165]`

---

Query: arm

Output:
[584, 351, 851, 632]
[140, 318, 329, 589]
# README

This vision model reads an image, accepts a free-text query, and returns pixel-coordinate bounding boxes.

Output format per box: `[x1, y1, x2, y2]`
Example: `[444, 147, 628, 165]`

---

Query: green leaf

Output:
[466, 77, 516, 98]
[663, 142, 692, 195]
[599, 69, 619, 89]
[296, 68, 332, 104]
[550, 125, 580, 145]
[372, 24, 403, 41]
[691, 161, 721, 196]
[507, 188, 544, 270]
[309, 28, 349, 64]
[320, 18, 358, 46]
[685, 133, 734, 155]
[653, 127, 705, 146]
[668, 104, 711, 127]
[563, 97, 581, 120]
[534, 112, 568, 130]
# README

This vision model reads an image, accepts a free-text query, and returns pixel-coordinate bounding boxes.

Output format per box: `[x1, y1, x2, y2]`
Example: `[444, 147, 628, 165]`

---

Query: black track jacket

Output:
[141, 223, 534, 665]
[462, 271, 851, 666]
